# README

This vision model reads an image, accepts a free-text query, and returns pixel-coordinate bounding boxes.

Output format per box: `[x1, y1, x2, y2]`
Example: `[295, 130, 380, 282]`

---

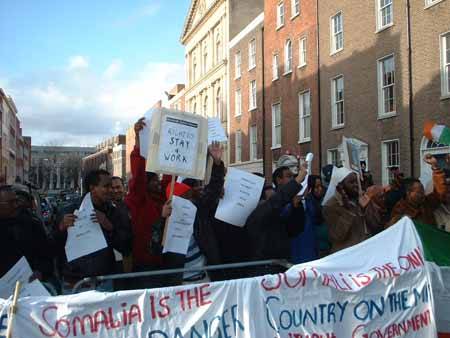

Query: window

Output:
[378, 55, 396, 116]
[292, 0, 300, 17]
[235, 130, 242, 162]
[382, 140, 400, 185]
[441, 33, 450, 96]
[272, 103, 282, 147]
[277, 2, 285, 28]
[203, 96, 208, 115]
[331, 12, 343, 54]
[299, 37, 307, 67]
[376, 0, 393, 30]
[327, 149, 342, 167]
[203, 46, 208, 74]
[425, 0, 443, 7]
[299, 91, 311, 142]
[332, 76, 345, 127]
[273, 54, 279, 80]
[216, 36, 222, 64]
[216, 87, 222, 120]
[235, 51, 241, 78]
[249, 39, 256, 70]
[235, 89, 242, 116]
[193, 57, 197, 82]
[250, 125, 258, 160]
[249, 80, 257, 110]
[285, 40, 293, 73]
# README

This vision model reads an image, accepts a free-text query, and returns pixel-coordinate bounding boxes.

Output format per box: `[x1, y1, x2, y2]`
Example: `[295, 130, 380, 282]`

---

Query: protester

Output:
[150, 142, 225, 285]
[385, 167, 406, 217]
[57, 169, 131, 292]
[291, 175, 328, 263]
[434, 173, 450, 231]
[360, 161, 374, 191]
[363, 185, 389, 235]
[0, 185, 53, 279]
[387, 155, 447, 227]
[111, 176, 133, 274]
[323, 167, 367, 253]
[245, 163, 307, 261]
[125, 118, 171, 286]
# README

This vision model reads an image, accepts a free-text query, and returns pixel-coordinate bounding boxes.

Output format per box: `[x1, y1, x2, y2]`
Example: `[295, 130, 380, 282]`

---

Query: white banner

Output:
[0, 218, 440, 338]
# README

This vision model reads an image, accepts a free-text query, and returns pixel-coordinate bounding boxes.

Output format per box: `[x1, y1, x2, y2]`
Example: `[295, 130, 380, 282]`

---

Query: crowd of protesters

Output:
[1, 117, 449, 295]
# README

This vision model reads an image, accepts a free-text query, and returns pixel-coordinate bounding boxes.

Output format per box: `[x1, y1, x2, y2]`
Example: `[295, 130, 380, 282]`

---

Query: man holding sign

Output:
[246, 163, 307, 263]
[150, 142, 226, 285]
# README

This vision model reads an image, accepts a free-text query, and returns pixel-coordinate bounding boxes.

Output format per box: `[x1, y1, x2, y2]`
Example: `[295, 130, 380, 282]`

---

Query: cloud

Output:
[103, 59, 122, 79]
[68, 55, 89, 71]
[113, 1, 162, 27]
[2, 57, 184, 146]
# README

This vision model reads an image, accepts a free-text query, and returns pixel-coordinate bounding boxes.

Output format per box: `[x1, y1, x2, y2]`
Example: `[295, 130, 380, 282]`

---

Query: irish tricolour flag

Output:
[424, 121, 450, 146]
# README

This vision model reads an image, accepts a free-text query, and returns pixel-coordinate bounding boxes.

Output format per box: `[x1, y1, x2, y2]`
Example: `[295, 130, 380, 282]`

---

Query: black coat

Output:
[56, 200, 132, 280]
[0, 211, 54, 278]
[245, 179, 305, 260]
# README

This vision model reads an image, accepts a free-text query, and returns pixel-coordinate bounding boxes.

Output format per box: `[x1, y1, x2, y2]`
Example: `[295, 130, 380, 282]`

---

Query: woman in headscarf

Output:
[323, 167, 368, 253]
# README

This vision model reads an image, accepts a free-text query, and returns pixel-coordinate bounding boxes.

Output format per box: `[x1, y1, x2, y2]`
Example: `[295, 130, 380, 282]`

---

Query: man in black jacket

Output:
[245, 164, 307, 262]
[57, 170, 133, 292]
[0, 185, 54, 279]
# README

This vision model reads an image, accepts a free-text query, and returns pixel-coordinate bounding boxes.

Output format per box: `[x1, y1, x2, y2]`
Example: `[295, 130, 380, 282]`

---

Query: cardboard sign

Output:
[146, 108, 208, 180]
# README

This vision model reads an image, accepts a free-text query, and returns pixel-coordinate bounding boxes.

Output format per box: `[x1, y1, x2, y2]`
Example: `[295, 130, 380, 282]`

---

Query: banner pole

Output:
[6, 281, 21, 338]
[162, 175, 176, 247]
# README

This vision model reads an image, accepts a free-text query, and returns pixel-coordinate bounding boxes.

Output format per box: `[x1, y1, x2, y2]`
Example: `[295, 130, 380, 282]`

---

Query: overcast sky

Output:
[0, 0, 190, 146]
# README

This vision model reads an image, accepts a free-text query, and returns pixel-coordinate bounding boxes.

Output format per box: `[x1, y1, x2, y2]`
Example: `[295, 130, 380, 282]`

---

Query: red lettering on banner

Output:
[199, 284, 212, 306]
[261, 273, 282, 291]
[176, 285, 212, 311]
[93, 310, 109, 332]
[158, 296, 171, 318]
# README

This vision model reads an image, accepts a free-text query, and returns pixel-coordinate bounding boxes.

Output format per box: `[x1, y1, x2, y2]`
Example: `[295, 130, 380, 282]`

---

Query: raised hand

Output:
[424, 154, 439, 170]
[134, 117, 146, 147]
[208, 141, 223, 165]
[59, 214, 77, 232]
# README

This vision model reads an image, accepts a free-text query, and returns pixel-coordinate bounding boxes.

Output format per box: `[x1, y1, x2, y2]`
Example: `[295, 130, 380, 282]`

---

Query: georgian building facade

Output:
[181, 0, 228, 124]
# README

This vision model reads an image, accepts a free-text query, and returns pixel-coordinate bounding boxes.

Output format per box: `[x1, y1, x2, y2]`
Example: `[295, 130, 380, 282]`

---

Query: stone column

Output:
[56, 165, 61, 190]
[49, 168, 54, 190]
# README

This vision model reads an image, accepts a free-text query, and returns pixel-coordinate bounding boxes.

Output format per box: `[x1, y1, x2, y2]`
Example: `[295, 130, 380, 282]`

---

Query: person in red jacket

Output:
[125, 118, 171, 289]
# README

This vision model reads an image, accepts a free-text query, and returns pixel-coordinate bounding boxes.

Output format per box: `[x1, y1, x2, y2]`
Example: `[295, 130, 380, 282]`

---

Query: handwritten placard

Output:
[207, 117, 227, 144]
[146, 108, 208, 179]
[215, 168, 265, 227]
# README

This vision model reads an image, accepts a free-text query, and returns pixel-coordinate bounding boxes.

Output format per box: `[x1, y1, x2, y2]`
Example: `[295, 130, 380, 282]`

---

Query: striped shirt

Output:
[183, 235, 206, 281]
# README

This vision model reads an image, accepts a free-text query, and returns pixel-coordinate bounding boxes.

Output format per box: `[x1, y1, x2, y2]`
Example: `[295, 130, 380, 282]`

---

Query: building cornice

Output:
[181, 0, 224, 45]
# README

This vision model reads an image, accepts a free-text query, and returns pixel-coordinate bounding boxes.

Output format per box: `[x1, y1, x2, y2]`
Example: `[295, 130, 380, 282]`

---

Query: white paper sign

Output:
[159, 116, 199, 173]
[207, 117, 227, 144]
[139, 108, 155, 159]
[215, 168, 265, 227]
[65, 193, 108, 262]
[343, 136, 362, 174]
[0, 257, 49, 299]
[163, 196, 197, 255]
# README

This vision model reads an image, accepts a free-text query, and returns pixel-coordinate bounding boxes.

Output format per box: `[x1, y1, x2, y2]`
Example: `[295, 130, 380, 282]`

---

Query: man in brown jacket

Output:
[387, 155, 446, 227]
[323, 167, 367, 254]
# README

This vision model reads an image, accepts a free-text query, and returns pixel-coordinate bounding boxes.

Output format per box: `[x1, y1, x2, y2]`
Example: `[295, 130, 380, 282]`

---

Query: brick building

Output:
[228, 0, 264, 173]
[0, 88, 32, 184]
[263, 0, 320, 176]
[318, 0, 450, 185]
[410, 0, 450, 181]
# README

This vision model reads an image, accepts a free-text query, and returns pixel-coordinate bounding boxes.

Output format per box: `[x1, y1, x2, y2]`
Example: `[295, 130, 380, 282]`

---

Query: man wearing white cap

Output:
[322, 167, 367, 253]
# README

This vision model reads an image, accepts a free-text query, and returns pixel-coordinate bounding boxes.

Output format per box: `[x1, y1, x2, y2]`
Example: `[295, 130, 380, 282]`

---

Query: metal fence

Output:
[72, 259, 293, 294]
